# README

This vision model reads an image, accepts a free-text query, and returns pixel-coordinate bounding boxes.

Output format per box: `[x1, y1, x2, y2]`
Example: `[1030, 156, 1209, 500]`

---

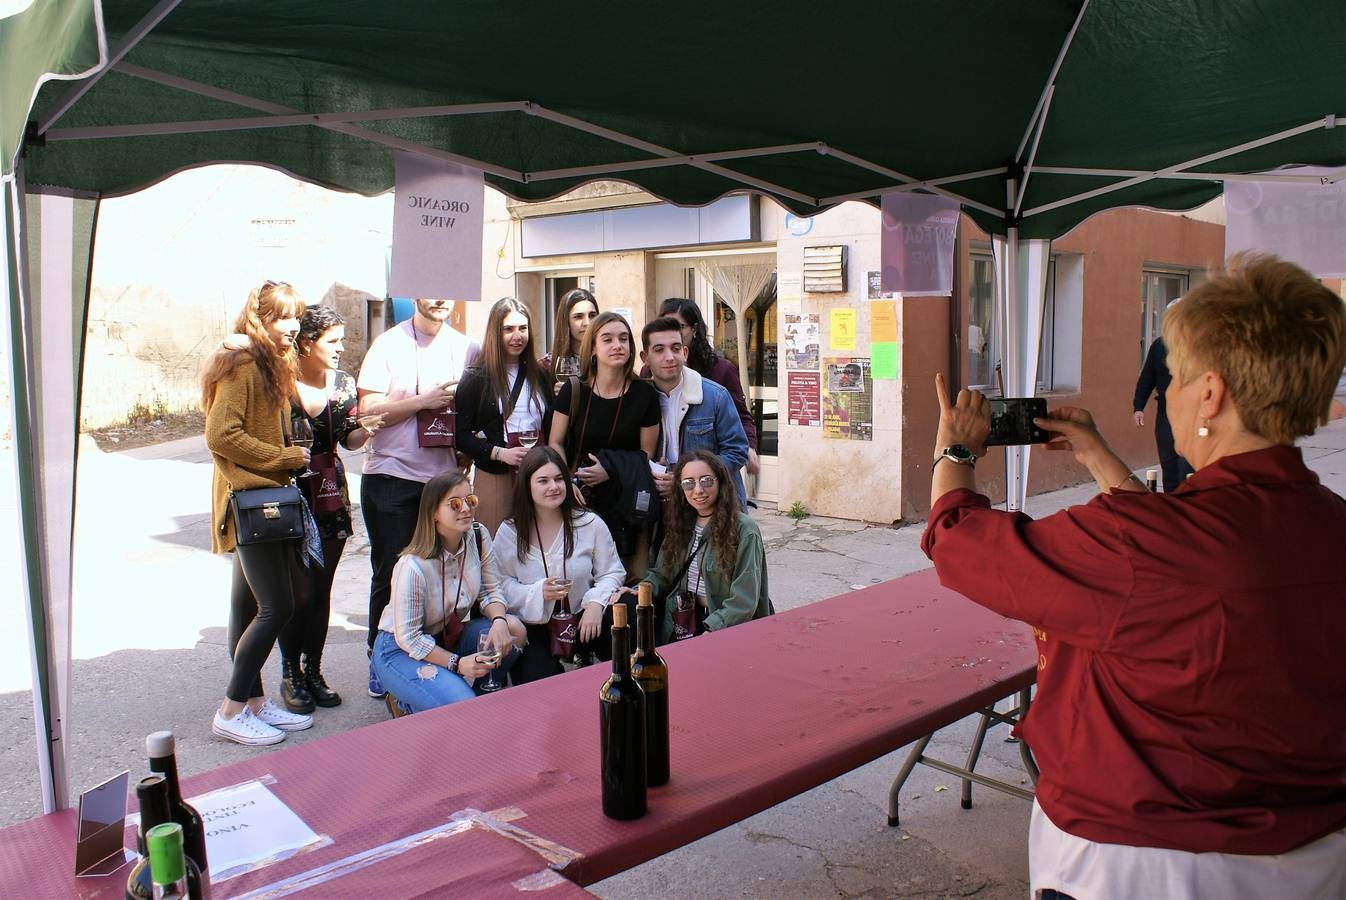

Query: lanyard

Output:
[574, 377, 627, 468]
[533, 519, 568, 581]
[685, 530, 708, 598]
[440, 545, 467, 620]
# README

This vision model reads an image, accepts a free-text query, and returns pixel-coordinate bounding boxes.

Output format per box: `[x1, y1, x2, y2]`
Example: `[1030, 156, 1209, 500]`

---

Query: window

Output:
[968, 253, 1061, 394]
[1140, 269, 1189, 364]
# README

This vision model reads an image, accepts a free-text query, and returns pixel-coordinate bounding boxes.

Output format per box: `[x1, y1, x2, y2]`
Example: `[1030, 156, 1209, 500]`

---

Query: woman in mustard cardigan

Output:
[202, 281, 314, 746]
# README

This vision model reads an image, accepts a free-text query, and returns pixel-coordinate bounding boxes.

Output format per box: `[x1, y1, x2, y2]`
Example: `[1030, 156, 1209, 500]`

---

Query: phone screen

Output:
[986, 398, 1050, 446]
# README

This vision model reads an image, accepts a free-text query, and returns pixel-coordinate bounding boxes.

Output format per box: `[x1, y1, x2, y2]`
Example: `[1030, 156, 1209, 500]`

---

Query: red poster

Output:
[788, 372, 821, 426]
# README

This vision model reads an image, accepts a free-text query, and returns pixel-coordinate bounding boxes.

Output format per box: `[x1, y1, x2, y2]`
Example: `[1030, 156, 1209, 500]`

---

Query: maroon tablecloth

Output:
[0, 568, 1035, 898]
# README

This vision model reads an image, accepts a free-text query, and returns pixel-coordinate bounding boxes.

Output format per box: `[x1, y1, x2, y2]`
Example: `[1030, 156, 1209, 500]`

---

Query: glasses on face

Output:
[679, 475, 718, 493]
[444, 494, 480, 512]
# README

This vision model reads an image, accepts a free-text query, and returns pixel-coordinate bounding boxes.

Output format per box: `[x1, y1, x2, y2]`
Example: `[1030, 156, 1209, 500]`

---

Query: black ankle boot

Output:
[303, 654, 342, 707]
[280, 659, 315, 713]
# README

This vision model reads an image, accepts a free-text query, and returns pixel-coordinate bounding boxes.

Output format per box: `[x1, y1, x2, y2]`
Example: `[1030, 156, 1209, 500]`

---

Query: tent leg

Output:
[3, 165, 66, 812]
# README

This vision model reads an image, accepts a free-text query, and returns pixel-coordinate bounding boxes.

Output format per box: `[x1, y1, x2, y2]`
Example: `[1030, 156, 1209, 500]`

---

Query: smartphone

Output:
[985, 398, 1050, 446]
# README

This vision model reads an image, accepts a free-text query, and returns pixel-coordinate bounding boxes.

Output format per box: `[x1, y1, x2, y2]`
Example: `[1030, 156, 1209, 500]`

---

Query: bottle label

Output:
[635, 673, 667, 692]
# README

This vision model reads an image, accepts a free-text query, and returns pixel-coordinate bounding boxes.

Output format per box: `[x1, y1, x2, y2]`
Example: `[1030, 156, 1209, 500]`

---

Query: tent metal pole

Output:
[820, 148, 1002, 216]
[114, 64, 523, 180]
[1014, 0, 1091, 161]
[2, 163, 64, 812]
[1013, 85, 1055, 218]
[36, 0, 184, 135]
[527, 142, 824, 182]
[1031, 165, 1342, 184]
[526, 106, 817, 205]
[45, 101, 533, 141]
[818, 168, 1009, 206]
[1022, 116, 1337, 219]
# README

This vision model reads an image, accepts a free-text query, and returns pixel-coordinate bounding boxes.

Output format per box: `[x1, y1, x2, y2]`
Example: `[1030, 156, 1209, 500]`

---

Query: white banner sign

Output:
[389, 153, 485, 299]
[880, 191, 960, 296]
[1225, 169, 1346, 278]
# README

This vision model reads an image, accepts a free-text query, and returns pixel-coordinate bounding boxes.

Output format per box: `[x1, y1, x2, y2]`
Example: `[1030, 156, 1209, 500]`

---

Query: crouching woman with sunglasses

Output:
[371, 471, 526, 713]
[638, 450, 771, 642]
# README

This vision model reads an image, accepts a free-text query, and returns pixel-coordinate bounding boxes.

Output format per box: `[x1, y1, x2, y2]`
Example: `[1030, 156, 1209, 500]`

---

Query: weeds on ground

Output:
[786, 501, 809, 520]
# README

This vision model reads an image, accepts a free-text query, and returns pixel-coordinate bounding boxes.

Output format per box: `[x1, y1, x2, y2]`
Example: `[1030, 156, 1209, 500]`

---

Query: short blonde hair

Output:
[1162, 253, 1346, 444]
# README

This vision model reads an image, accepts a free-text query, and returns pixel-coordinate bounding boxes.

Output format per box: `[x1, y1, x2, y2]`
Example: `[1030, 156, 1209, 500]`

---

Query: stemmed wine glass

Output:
[292, 416, 315, 476]
[477, 631, 502, 693]
[517, 428, 540, 449]
[555, 357, 580, 384]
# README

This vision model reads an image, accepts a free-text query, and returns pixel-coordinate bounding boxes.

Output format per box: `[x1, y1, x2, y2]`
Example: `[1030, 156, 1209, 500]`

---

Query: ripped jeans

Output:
[371, 621, 518, 714]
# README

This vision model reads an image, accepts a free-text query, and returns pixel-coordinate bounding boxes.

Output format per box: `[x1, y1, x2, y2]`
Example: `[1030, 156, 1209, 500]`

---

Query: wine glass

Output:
[477, 631, 502, 693]
[555, 356, 580, 384]
[517, 428, 540, 449]
[292, 416, 315, 476]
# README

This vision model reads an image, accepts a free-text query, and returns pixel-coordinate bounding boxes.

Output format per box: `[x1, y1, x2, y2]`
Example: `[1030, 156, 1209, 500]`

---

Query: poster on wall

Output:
[822, 357, 873, 441]
[783, 313, 820, 370]
[870, 300, 899, 380]
[867, 270, 899, 300]
[879, 191, 959, 296]
[787, 372, 821, 426]
[830, 308, 857, 350]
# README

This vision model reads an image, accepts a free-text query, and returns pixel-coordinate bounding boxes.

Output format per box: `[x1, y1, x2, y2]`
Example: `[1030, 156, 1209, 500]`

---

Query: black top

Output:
[455, 366, 549, 475]
[1133, 337, 1172, 416]
[292, 370, 360, 541]
[556, 378, 661, 465]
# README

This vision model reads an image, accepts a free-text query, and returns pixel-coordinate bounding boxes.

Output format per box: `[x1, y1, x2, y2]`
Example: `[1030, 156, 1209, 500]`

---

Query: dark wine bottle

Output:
[126, 776, 208, 900]
[599, 602, 646, 819]
[147, 731, 209, 882]
[630, 582, 670, 786]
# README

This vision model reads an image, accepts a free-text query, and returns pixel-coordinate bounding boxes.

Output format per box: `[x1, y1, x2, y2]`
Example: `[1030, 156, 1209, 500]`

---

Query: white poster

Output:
[1225, 169, 1346, 278]
[191, 779, 324, 880]
[389, 152, 485, 300]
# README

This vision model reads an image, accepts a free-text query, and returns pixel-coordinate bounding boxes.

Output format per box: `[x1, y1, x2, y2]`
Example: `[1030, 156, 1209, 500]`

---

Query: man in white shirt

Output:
[357, 298, 471, 697]
[640, 316, 749, 508]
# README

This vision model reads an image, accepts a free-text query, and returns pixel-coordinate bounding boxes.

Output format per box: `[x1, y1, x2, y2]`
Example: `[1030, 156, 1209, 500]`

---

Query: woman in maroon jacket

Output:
[924, 253, 1346, 899]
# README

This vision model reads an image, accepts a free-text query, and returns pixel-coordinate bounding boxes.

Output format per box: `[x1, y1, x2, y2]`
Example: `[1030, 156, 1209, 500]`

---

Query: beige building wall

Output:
[773, 202, 902, 523]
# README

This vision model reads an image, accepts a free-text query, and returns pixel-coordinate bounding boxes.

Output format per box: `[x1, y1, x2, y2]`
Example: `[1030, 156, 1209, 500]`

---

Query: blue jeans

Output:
[372, 620, 519, 714]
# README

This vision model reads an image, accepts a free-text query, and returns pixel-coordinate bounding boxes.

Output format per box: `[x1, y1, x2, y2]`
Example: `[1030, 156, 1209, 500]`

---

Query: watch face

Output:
[945, 444, 975, 464]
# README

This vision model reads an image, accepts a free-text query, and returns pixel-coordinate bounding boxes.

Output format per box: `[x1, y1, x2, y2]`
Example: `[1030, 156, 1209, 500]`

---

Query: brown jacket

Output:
[205, 357, 306, 553]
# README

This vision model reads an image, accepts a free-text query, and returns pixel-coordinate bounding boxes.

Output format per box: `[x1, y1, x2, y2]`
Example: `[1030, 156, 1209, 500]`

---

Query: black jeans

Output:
[226, 541, 298, 702]
[360, 473, 425, 649]
[279, 537, 346, 662]
[1154, 412, 1194, 492]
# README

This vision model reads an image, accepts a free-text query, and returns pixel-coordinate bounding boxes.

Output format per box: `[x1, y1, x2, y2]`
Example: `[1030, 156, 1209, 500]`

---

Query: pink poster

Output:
[389, 152, 485, 300]
[880, 192, 960, 296]
[787, 372, 821, 427]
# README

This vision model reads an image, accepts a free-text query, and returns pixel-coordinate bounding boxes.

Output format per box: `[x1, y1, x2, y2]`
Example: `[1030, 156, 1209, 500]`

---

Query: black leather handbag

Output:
[228, 483, 304, 544]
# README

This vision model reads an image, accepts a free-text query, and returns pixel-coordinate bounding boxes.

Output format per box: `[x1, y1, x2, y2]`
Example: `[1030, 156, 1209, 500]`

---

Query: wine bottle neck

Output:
[635, 605, 654, 651]
[611, 626, 631, 676]
[149, 755, 182, 799]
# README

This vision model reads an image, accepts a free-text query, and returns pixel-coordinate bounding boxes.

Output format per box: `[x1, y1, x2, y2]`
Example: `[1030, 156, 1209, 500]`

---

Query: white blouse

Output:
[492, 511, 626, 625]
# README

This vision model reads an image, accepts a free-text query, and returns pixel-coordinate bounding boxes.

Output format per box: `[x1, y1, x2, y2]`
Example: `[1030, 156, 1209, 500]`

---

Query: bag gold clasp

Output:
[262, 502, 281, 520]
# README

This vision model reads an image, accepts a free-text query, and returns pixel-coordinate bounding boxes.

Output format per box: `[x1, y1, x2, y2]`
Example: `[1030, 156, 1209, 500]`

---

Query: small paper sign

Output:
[787, 372, 821, 426]
[192, 779, 323, 880]
[390, 153, 485, 300]
[830, 308, 856, 351]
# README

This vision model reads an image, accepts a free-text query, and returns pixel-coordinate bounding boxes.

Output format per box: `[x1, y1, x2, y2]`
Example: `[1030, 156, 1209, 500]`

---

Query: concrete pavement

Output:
[1, 417, 1344, 897]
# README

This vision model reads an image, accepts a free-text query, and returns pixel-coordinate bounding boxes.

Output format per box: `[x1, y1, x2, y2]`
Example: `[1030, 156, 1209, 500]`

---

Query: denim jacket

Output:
[665, 367, 750, 507]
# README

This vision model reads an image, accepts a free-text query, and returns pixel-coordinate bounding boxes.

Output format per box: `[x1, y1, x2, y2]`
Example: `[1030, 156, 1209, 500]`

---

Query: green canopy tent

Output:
[4, 0, 1346, 812]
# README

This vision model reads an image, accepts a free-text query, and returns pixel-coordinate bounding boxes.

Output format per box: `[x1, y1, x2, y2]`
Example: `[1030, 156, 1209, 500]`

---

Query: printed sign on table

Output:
[787, 372, 821, 426]
[389, 152, 485, 300]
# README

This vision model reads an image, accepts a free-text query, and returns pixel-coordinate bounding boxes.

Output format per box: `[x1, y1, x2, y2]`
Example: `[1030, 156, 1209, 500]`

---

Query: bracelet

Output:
[446, 652, 460, 674]
[491, 615, 508, 626]
[1111, 473, 1143, 491]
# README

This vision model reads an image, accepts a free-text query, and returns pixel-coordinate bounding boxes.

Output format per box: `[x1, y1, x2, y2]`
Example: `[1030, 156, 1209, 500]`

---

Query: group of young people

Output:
[202, 284, 771, 745]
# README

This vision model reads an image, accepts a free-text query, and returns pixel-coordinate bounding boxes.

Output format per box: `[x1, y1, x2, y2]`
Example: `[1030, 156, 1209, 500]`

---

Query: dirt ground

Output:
[85, 409, 205, 452]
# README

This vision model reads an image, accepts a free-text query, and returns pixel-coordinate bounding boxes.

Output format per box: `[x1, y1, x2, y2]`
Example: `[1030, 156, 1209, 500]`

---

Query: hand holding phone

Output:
[985, 398, 1051, 446]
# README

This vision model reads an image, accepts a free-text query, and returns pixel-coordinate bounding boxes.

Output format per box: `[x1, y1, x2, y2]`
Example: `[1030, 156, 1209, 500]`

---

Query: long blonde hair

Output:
[201, 281, 305, 413]
[403, 471, 473, 559]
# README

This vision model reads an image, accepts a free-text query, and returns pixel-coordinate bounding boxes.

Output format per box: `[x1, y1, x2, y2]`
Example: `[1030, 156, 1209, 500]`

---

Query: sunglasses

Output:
[444, 494, 480, 512]
[261, 279, 291, 291]
[679, 475, 718, 493]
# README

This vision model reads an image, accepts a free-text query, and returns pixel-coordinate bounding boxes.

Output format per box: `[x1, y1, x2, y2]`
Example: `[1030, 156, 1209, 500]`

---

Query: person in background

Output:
[1133, 334, 1193, 491]
[357, 298, 472, 699]
[636, 450, 770, 641]
[924, 253, 1346, 899]
[640, 316, 749, 508]
[371, 471, 525, 713]
[544, 287, 600, 387]
[494, 447, 627, 682]
[658, 298, 760, 476]
[202, 280, 314, 746]
[276, 306, 382, 714]
[455, 297, 550, 535]
[548, 311, 661, 579]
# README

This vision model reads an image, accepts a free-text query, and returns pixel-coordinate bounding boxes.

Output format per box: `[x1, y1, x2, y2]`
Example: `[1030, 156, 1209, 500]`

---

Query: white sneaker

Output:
[213, 707, 285, 746]
[254, 698, 313, 732]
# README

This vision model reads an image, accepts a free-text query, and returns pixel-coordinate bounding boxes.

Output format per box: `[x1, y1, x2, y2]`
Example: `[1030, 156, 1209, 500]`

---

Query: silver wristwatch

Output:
[933, 444, 976, 469]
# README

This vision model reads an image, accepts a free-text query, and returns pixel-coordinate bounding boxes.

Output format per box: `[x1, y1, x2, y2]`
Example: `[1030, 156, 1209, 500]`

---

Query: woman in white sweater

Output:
[494, 446, 627, 682]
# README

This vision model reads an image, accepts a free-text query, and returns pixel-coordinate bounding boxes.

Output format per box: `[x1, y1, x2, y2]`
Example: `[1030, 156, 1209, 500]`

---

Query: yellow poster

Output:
[830, 308, 856, 351]
[871, 301, 898, 343]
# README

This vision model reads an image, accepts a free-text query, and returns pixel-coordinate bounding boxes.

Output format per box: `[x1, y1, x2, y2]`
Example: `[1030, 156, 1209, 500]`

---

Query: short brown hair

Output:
[1162, 253, 1346, 444]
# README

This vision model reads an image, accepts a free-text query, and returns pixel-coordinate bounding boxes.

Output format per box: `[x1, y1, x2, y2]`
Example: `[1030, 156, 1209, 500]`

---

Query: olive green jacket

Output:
[643, 512, 770, 637]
